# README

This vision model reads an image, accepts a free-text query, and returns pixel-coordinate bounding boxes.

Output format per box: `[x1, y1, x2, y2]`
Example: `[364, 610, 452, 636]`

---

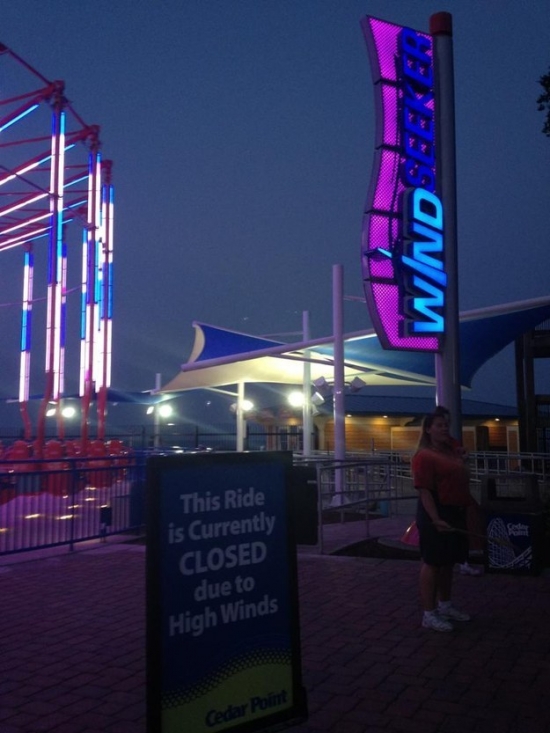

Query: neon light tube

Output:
[0, 193, 46, 218]
[0, 143, 76, 188]
[59, 242, 67, 395]
[0, 227, 50, 251]
[19, 249, 34, 402]
[0, 211, 51, 237]
[52, 113, 66, 399]
[0, 103, 39, 132]
[63, 174, 89, 190]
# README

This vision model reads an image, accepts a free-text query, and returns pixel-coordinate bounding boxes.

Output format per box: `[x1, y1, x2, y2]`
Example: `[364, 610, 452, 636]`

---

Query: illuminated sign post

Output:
[361, 13, 463, 434]
[361, 16, 446, 350]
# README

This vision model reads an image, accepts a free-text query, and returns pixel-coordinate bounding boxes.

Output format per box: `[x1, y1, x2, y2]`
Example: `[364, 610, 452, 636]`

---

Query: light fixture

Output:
[158, 403, 173, 419]
[311, 392, 325, 406]
[349, 376, 367, 393]
[288, 391, 304, 408]
[230, 399, 255, 414]
[312, 376, 332, 396]
[61, 406, 76, 419]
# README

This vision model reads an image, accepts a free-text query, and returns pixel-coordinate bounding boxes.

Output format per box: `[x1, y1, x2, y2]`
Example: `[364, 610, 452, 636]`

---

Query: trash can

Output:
[481, 473, 545, 576]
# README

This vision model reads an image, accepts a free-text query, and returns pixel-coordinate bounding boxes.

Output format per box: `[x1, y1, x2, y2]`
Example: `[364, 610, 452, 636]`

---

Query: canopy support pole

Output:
[236, 381, 245, 452]
[302, 310, 312, 457]
[333, 264, 346, 503]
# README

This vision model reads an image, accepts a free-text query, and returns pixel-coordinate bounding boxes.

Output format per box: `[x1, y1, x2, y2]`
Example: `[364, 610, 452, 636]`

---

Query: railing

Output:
[469, 451, 550, 488]
[2, 449, 549, 557]
[313, 449, 550, 497]
[309, 456, 416, 553]
[0, 455, 146, 555]
[296, 451, 550, 553]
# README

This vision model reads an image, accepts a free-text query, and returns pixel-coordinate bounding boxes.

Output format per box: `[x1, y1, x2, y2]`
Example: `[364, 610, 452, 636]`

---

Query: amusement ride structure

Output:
[0, 44, 113, 456]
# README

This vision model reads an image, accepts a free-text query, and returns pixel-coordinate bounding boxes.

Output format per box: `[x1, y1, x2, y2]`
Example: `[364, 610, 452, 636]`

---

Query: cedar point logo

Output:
[361, 17, 446, 351]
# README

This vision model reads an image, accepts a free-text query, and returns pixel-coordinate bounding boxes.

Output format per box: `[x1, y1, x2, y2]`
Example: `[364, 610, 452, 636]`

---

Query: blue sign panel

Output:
[146, 452, 307, 733]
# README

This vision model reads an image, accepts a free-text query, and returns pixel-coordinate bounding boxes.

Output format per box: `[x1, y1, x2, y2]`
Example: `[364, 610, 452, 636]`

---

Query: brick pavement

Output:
[1, 527, 550, 733]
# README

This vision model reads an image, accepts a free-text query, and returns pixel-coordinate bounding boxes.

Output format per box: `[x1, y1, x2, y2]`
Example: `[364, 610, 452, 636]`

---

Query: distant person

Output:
[433, 405, 483, 576]
[412, 411, 472, 632]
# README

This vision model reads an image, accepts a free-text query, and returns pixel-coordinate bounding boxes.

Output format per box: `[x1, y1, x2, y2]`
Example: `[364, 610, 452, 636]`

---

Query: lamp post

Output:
[234, 382, 254, 452]
[333, 264, 346, 504]
[287, 390, 307, 454]
[302, 310, 313, 457]
[147, 401, 173, 448]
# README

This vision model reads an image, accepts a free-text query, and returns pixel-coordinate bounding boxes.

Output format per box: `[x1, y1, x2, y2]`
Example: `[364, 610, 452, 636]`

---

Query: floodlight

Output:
[288, 391, 304, 408]
[311, 392, 325, 406]
[158, 403, 173, 419]
[312, 376, 332, 396]
[349, 376, 367, 393]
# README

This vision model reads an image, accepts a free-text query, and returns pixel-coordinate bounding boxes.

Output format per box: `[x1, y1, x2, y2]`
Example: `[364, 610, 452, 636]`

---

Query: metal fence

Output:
[298, 451, 550, 553]
[0, 455, 146, 555]
[309, 456, 416, 553]
[0, 424, 294, 453]
[2, 449, 549, 556]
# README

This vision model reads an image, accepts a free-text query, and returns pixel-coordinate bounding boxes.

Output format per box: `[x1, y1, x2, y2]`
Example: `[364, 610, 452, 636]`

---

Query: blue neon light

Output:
[21, 251, 33, 351]
[0, 104, 39, 133]
[410, 188, 443, 230]
[406, 277, 445, 333]
[401, 255, 446, 286]
[398, 27, 446, 340]
[107, 262, 113, 318]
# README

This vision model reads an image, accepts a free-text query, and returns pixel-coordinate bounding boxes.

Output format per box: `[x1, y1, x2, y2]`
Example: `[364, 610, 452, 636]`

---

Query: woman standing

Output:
[412, 411, 472, 632]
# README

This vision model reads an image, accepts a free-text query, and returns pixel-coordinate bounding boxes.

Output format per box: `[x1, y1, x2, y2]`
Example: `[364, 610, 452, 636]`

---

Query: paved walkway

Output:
[1, 519, 550, 733]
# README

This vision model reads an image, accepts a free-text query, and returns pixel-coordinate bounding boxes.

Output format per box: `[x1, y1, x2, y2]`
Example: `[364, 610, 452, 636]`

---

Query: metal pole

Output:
[236, 381, 245, 452]
[431, 12, 462, 439]
[333, 264, 346, 503]
[302, 310, 312, 457]
[153, 373, 161, 448]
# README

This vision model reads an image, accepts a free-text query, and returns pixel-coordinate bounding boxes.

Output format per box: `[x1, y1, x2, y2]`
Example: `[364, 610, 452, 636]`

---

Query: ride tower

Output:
[0, 43, 114, 453]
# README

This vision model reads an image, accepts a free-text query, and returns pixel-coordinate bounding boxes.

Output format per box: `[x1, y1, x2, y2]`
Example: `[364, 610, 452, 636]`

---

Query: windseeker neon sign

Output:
[361, 16, 446, 351]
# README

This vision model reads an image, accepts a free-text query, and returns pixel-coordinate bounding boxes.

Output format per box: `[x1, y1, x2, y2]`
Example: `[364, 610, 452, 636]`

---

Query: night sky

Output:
[1, 0, 549, 427]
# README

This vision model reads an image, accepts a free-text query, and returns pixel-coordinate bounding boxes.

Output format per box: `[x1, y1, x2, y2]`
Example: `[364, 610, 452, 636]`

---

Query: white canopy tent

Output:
[160, 295, 550, 454]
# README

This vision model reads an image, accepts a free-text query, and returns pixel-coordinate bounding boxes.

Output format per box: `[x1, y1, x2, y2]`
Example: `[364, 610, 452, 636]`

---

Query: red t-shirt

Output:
[412, 448, 471, 506]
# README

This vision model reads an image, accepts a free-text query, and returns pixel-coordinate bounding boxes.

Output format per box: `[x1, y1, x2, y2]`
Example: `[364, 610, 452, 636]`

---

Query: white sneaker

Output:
[438, 604, 471, 622]
[422, 612, 454, 632]
[458, 562, 483, 576]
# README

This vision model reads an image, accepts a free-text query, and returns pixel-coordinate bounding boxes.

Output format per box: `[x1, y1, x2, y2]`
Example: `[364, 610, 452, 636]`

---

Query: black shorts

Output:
[416, 499, 468, 567]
